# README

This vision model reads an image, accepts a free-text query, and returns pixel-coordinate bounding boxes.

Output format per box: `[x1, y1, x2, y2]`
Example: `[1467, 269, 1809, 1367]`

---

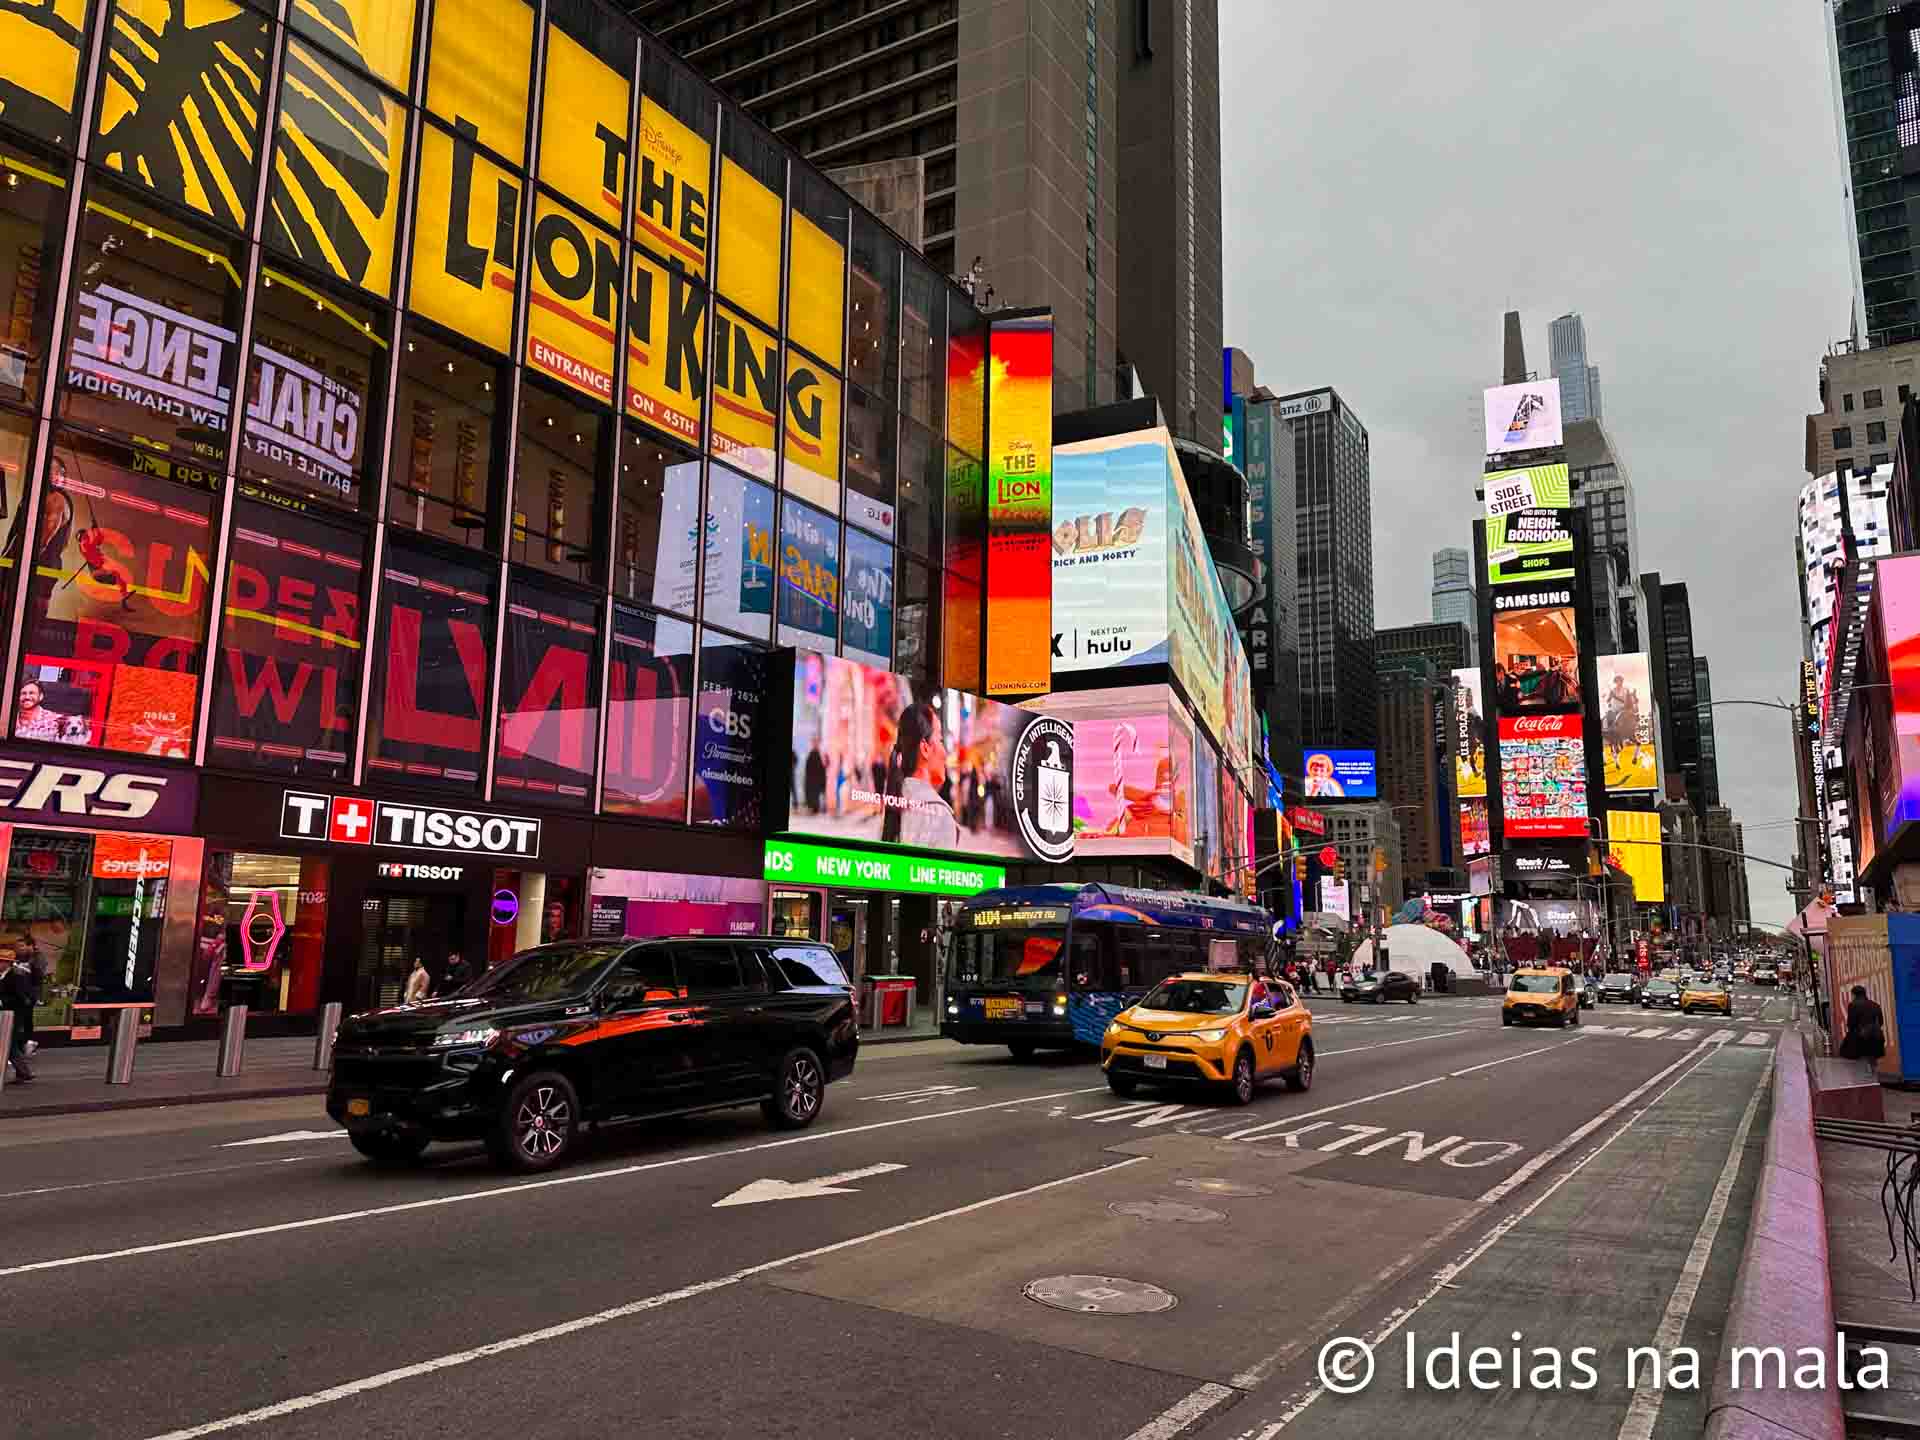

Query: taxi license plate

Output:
[1143, 1054, 1168, 1070]
[983, 998, 1022, 1020]
[346, 1098, 371, 1117]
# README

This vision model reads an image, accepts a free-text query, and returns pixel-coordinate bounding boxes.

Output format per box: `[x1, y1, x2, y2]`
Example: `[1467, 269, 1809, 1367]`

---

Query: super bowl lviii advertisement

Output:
[1596, 653, 1658, 794]
[787, 651, 1075, 863]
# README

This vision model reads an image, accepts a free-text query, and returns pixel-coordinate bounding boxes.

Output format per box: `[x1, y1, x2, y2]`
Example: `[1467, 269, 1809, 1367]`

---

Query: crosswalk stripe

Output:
[1634, 1028, 1668, 1039]
[1738, 1032, 1769, 1046]
[1671, 1028, 1701, 1041]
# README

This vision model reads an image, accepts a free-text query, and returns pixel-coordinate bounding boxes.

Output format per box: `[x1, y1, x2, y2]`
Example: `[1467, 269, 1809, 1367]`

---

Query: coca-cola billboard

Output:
[1498, 713, 1588, 838]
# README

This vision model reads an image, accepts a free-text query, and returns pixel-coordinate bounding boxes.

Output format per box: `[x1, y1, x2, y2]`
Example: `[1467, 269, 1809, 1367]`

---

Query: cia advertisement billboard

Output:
[1606, 808, 1666, 903]
[1596, 653, 1658, 794]
[1483, 380, 1564, 456]
[785, 651, 1075, 864]
[984, 313, 1054, 696]
[1453, 667, 1486, 799]
[1498, 713, 1589, 838]
[1034, 685, 1195, 865]
[1303, 748, 1376, 799]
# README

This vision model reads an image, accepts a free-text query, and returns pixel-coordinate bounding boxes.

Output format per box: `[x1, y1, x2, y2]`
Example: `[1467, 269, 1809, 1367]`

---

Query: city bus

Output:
[941, 883, 1279, 1058]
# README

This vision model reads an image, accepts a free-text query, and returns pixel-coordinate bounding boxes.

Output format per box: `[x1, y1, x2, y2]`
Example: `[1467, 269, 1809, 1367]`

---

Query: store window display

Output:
[193, 850, 328, 1017]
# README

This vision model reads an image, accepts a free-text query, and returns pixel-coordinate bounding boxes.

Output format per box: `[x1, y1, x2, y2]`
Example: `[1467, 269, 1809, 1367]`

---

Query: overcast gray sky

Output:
[1221, 0, 1846, 928]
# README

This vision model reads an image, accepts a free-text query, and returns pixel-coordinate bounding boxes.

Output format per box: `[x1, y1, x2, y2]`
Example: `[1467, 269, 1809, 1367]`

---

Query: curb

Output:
[0, 1080, 328, 1120]
[1702, 1029, 1844, 1440]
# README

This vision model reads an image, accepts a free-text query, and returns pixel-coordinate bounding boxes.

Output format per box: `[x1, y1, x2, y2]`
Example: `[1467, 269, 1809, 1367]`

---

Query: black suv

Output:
[325, 937, 858, 1172]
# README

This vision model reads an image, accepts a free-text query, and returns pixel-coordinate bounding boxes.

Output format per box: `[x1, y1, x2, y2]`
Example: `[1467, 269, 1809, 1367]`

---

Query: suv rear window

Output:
[768, 945, 849, 989]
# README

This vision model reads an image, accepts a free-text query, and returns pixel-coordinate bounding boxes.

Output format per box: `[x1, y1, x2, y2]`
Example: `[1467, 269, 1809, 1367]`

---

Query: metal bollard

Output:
[107, 1008, 138, 1084]
[313, 1001, 343, 1072]
[216, 1003, 248, 1078]
[0, 1009, 12, 1092]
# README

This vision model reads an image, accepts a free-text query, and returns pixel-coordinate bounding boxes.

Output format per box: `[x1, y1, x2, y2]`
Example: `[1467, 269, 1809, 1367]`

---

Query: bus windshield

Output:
[950, 929, 1067, 987]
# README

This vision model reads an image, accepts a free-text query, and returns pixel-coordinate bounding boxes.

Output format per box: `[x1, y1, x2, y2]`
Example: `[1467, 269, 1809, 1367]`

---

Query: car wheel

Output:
[349, 1130, 429, 1168]
[1502, 1013, 1513, 1026]
[1007, 1041, 1037, 1062]
[1107, 1070, 1139, 1097]
[1225, 1048, 1256, 1105]
[763, 1047, 826, 1130]
[1341, 996, 1352, 1004]
[491, 1071, 579, 1173]
[1408, 990, 1418, 1004]
[1285, 1041, 1314, 1092]
[1569, 1008, 1580, 1027]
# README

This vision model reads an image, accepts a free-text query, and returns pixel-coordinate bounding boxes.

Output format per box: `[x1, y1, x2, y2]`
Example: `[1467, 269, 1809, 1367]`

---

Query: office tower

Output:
[1694, 656, 1721, 810]
[1548, 313, 1602, 423]
[1376, 659, 1456, 882]
[1502, 310, 1528, 384]
[637, 0, 1225, 440]
[1287, 387, 1377, 748]
[1429, 548, 1477, 664]
[1377, 621, 1471, 680]
[1569, 418, 1638, 652]
[1826, 2, 1920, 344]
[1804, 339, 1920, 478]
[1658, 583, 1704, 815]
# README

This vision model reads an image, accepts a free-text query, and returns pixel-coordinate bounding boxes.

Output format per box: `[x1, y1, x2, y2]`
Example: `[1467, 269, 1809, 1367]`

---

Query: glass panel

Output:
[242, 267, 385, 511]
[288, 0, 417, 96]
[776, 496, 837, 655]
[363, 538, 494, 792]
[0, 0, 92, 149]
[787, 168, 844, 370]
[625, 248, 705, 446]
[509, 379, 604, 584]
[942, 567, 977, 693]
[614, 426, 696, 612]
[842, 528, 892, 669]
[94, 0, 269, 233]
[526, 191, 619, 407]
[409, 120, 521, 354]
[847, 211, 896, 397]
[845, 387, 895, 538]
[495, 576, 597, 806]
[208, 495, 366, 780]
[16, 430, 216, 757]
[944, 444, 982, 579]
[0, 411, 32, 628]
[199, 849, 327, 1016]
[266, 38, 409, 301]
[537, 0, 631, 234]
[783, 349, 839, 512]
[692, 627, 765, 830]
[602, 602, 692, 818]
[715, 111, 782, 326]
[633, 46, 712, 281]
[897, 418, 942, 560]
[945, 299, 985, 457]
[0, 147, 68, 408]
[387, 322, 503, 549]
[897, 554, 937, 690]
[702, 461, 773, 639]
[900, 260, 946, 433]
[5, 829, 172, 1024]
[423, 0, 531, 163]
[709, 301, 776, 482]
[58, 180, 245, 465]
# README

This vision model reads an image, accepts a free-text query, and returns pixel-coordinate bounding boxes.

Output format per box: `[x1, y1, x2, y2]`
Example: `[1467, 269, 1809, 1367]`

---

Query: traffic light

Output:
[1334, 853, 1347, 882]
[1294, 851, 1307, 883]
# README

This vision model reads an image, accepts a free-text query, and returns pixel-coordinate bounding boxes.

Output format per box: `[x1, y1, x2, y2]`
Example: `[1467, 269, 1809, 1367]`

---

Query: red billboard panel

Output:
[1497, 712, 1589, 838]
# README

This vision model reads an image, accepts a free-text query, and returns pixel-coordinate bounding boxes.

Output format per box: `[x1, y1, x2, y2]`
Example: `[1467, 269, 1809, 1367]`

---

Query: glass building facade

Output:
[0, 0, 993, 1033]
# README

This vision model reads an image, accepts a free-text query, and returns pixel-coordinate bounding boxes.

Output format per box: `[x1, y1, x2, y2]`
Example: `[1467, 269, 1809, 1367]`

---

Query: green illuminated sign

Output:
[763, 840, 1006, 897]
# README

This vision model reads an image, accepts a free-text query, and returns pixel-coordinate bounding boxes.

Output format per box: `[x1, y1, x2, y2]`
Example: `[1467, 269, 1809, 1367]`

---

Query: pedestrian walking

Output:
[1, 948, 38, 1082]
[442, 951, 472, 994]
[1839, 984, 1887, 1079]
[404, 956, 432, 1005]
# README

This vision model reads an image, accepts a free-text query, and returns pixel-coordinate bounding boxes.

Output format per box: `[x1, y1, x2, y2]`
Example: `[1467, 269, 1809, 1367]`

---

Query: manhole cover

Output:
[1024, 1274, 1178, 1314]
[1108, 1199, 1226, 1223]
[1174, 1177, 1274, 1197]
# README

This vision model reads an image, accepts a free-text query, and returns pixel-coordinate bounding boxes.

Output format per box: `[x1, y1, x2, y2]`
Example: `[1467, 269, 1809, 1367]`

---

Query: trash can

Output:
[864, 976, 917, 1029]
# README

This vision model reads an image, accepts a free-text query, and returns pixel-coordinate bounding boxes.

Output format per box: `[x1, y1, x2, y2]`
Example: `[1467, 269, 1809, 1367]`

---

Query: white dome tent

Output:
[1349, 924, 1483, 987]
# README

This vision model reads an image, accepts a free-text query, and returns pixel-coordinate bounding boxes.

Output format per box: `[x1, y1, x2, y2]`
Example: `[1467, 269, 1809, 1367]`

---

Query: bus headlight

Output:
[946, 1002, 959, 1016]
[1052, 993, 1067, 1016]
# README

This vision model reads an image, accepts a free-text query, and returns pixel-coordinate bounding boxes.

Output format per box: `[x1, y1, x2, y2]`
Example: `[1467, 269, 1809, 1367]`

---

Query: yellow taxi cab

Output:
[1502, 967, 1581, 1028]
[1680, 978, 1734, 1016]
[1101, 971, 1312, 1105]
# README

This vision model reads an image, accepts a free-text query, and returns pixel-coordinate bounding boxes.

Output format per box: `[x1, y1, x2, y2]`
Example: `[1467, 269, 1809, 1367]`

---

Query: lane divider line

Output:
[140, 1155, 1151, 1440]
[0, 1156, 314, 1201]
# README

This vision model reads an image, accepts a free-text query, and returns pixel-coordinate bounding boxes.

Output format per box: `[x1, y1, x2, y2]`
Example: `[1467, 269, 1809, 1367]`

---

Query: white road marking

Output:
[219, 1130, 349, 1148]
[0, 1083, 1111, 1279]
[865, 1085, 978, 1103]
[1739, 1031, 1769, 1045]
[711, 1162, 907, 1208]
[1353, 1131, 1462, 1160]
[0, 1156, 314, 1201]
[1450, 1043, 1564, 1076]
[1669, 1028, 1701, 1041]
[1633, 1028, 1668, 1038]
[1120, 1381, 1238, 1440]
[1315, 1124, 1388, 1153]
[1317, 1029, 1472, 1055]
[139, 1156, 1151, 1440]
[1614, 1054, 1772, 1440]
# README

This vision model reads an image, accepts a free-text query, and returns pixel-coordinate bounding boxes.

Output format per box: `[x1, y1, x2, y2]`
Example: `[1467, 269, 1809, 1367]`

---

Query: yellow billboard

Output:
[0, 0, 87, 147]
[1607, 809, 1665, 904]
[290, 0, 417, 95]
[787, 209, 844, 366]
[626, 247, 704, 446]
[783, 354, 840, 511]
[410, 123, 520, 354]
[634, 99, 709, 280]
[425, 0, 532, 162]
[538, 23, 629, 234]
[526, 194, 618, 405]
[710, 305, 778, 480]
[716, 156, 780, 322]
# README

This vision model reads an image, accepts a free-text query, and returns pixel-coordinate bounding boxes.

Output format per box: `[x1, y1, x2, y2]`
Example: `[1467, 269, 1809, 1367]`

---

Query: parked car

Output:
[1340, 970, 1420, 1004]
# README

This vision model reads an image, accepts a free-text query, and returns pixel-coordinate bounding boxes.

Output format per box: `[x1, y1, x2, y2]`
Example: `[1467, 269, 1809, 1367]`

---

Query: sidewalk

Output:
[2, 1035, 328, 1118]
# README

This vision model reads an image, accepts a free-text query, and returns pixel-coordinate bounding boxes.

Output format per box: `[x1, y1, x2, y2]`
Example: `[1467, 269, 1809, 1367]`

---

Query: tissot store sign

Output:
[0, 746, 197, 832]
[279, 791, 543, 859]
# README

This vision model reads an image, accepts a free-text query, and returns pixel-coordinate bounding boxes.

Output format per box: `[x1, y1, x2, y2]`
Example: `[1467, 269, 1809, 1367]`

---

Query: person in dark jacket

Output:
[1, 950, 37, 1082]
[1840, 984, 1887, 1077]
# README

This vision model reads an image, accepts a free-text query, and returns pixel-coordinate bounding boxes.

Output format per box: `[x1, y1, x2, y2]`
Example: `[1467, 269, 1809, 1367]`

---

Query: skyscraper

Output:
[1288, 388, 1376, 748]
[1548, 313, 1602, 423]
[1827, 2, 1920, 345]
[1569, 419, 1638, 652]
[1694, 656, 1722, 810]
[1430, 548, 1477, 664]
[1659, 583, 1704, 815]
[634, 0, 1224, 441]
[1502, 310, 1528, 385]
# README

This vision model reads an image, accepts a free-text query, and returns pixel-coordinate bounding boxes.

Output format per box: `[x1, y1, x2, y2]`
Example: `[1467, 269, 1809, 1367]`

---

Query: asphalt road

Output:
[0, 984, 1798, 1440]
